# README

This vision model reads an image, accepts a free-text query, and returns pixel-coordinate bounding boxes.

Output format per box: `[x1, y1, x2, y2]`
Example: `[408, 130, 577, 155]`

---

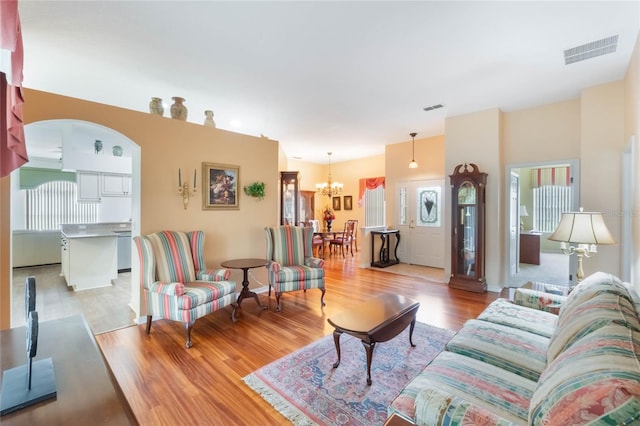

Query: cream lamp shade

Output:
[548, 211, 616, 245]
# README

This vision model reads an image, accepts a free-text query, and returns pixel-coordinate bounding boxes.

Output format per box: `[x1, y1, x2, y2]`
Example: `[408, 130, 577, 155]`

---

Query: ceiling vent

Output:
[564, 35, 618, 65]
[423, 104, 444, 112]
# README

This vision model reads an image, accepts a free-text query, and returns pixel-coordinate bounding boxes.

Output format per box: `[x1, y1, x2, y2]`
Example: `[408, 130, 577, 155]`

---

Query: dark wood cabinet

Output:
[280, 171, 300, 225]
[520, 232, 541, 265]
[449, 163, 487, 293]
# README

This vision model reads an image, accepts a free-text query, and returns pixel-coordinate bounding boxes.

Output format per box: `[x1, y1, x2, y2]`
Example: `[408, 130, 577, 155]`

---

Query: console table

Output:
[0, 315, 136, 425]
[370, 229, 400, 268]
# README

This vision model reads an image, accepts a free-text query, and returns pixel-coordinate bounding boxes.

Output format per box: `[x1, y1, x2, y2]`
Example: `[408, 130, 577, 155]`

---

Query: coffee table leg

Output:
[332, 330, 342, 368]
[409, 318, 417, 347]
[362, 341, 376, 385]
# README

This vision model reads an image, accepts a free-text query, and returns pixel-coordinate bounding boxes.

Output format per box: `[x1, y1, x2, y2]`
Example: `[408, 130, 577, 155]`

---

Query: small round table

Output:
[221, 258, 268, 310]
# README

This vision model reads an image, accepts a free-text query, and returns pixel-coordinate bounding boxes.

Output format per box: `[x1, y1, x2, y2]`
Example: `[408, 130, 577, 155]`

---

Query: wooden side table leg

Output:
[408, 318, 417, 347]
[332, 330, 342, 368]
[362, 340, 376, 385]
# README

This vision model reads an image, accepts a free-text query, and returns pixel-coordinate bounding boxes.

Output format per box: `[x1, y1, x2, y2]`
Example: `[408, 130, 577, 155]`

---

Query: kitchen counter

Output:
[60, 223, 129, 291]
[61, 222, 131, 238]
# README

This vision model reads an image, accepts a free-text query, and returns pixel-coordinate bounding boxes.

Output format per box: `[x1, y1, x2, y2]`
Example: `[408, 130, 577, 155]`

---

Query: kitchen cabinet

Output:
[77, 171, 101, 202]
[60, 234, 117, 291]
[101, 173, 131, 197]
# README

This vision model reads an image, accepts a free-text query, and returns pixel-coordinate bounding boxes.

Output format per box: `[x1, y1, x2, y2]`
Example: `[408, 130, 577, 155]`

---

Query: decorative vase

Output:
[149, 97, 164, 115]
[203, 110, 216, 127]
[326, 220, 332, 232]
[112, 145, 123, 156]
[170, 97, 188, 121]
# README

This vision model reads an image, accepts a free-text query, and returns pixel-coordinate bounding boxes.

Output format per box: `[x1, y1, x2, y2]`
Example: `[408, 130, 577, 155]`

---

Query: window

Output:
[533, 185, 572, 233]
[364, 185, 385, 227]
[26, 181, 98, 230]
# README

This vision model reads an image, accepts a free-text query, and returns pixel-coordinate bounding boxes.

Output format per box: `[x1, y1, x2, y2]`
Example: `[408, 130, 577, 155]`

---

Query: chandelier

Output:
[316, 152, 343, 197]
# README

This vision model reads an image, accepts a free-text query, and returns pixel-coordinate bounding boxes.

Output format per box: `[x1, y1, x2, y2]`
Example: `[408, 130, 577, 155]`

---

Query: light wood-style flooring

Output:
[95, 252, 501, 425]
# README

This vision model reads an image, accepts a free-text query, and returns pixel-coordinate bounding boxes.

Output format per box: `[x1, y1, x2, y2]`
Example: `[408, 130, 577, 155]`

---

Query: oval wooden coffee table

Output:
[327, 293, 420, 385]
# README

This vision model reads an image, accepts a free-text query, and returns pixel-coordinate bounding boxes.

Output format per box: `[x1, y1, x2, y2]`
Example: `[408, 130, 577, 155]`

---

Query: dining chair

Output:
[329, 220, 356, 258]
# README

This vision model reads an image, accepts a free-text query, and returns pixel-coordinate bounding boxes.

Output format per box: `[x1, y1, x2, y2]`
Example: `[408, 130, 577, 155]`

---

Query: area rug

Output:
[243, 322, 454, 425]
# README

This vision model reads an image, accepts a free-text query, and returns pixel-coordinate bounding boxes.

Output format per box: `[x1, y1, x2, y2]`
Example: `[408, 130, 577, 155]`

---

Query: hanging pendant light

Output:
[316, 152, 343, 197]
[409, 132, 418, 169]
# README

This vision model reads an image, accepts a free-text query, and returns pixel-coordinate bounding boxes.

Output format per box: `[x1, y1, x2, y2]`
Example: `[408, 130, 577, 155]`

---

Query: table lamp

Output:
[548, 208, 616, 283]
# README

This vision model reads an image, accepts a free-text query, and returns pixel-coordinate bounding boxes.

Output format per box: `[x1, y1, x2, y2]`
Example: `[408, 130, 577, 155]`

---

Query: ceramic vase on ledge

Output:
[170, 97, 188, 121]
[149, 97, 164, 115]
[204, 110, 216, 127]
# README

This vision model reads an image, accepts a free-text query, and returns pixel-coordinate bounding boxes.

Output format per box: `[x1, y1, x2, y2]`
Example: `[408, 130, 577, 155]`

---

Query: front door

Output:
[396, 180, 445, 267]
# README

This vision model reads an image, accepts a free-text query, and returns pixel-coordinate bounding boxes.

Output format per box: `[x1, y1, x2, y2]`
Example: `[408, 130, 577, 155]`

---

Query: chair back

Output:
[266, 225, 313, 266]
[347, 219, 358, 238]
[144, 231, 197, 283]
[309, 219, 320, 232]
[342, 220, 356, 240]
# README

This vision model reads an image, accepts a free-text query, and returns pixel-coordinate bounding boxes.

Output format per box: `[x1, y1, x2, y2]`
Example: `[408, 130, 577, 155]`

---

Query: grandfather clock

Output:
[449, 163, 487, 293]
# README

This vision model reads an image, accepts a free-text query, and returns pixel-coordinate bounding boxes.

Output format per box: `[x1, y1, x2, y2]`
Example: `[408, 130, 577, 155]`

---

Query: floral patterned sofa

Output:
[388, 272, 640, 425]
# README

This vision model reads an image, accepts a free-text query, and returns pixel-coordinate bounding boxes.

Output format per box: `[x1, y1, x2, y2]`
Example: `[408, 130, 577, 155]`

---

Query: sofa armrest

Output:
[414, 388, 515, 426]
[266, 260, 281, 273]
[513, 288, 567, 313]
[197, 268, 231, 281]
[148, 281, 185, 296]
[305, 257, 325, 268]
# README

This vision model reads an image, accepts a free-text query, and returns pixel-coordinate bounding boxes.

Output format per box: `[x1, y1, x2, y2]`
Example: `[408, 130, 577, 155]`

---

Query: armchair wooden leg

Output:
[145, 315, 152, 334]
[184, 320, 195, 349]
[320, 287, 326, 307]
[275, 292, 282, 312]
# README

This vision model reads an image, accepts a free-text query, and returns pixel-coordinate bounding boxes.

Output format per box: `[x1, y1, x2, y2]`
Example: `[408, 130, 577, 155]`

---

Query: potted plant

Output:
[244, 181, 265, 200]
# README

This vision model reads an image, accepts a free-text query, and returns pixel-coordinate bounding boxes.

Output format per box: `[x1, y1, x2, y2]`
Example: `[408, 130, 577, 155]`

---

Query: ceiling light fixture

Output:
[409, 132, 418, 169]
[316, 152, 343, 197]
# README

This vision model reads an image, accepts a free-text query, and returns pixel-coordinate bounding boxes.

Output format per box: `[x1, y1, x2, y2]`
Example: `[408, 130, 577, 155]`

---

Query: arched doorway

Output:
[9, 119, 141, 333]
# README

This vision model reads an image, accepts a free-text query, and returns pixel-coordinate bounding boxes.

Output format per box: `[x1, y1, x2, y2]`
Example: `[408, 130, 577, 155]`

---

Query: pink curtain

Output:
[530, 166, 570, 188]
[358, 177, 385, 207]
[1, 0, 28, 177]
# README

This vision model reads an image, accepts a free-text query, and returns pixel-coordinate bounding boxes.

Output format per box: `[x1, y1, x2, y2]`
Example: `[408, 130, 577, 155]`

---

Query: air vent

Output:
[423, 104, 444, 112]
[564, 35, 618, 65]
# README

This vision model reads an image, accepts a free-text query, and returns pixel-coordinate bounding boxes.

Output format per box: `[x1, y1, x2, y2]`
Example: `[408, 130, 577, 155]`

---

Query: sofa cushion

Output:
[446, 319, 549, 381]
[389, 351, 536, 425]
[476, 298, 558, 338]
[530, 323, 640, 426]
[547, 292, 640, 362]
[413, 387, 518, 426]
[562, 271, 632, 309]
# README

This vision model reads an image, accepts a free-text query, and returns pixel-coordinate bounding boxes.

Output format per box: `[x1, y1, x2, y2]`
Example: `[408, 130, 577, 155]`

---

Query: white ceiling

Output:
[17, 1, 640, 164]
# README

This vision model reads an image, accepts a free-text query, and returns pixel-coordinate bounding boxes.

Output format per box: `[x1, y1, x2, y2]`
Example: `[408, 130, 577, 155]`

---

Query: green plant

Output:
[244, 181, 265, 199]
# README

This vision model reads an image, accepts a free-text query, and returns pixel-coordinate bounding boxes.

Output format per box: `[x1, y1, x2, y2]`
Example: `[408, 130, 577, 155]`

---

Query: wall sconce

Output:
[408, 132, 418, 169]
[178, 168, 197, 209]
[548, 208, 616, 283]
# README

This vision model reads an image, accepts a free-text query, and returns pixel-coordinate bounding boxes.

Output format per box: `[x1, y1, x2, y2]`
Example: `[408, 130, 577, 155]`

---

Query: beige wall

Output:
[445, 109, 503, 290]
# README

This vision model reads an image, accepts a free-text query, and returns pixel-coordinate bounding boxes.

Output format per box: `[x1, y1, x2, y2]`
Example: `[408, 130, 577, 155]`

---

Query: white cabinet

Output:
[61, 235, 118, 290]
[101, 173, 131, 197]
[77, 172, 101, 202]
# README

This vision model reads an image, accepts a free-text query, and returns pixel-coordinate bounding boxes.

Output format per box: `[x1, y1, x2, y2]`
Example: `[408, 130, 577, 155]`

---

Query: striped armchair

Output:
[134, 230, 237, 348]
[265, 225, 326, 312]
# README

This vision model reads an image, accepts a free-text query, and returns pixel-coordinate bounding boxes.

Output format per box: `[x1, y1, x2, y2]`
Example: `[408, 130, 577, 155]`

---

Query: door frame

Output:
[503, 159, 580, 286]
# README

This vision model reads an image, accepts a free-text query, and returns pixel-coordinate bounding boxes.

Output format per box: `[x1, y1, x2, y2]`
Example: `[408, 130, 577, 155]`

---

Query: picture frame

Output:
[202, 162, 240, 210]
[343, 195, 352, 210]
[333, 196, 341, 211]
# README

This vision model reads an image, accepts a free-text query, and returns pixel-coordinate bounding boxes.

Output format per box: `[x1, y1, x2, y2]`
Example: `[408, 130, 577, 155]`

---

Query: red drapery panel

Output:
[1, 0, 27, 178]
[358, 177, 385, 206]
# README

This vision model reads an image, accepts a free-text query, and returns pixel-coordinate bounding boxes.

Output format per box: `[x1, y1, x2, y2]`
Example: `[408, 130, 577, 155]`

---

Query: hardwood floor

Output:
[96, 253, 501, 425]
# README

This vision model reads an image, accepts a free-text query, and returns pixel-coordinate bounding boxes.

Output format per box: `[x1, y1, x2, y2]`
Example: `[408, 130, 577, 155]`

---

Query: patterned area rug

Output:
[243, 322, 454, 425]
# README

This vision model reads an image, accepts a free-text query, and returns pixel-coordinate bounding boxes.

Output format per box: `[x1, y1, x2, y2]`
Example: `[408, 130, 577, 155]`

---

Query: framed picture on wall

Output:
[202, 162, 240, 210]
[333, 196, 341, 211]
[344, 195, 352, 210]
